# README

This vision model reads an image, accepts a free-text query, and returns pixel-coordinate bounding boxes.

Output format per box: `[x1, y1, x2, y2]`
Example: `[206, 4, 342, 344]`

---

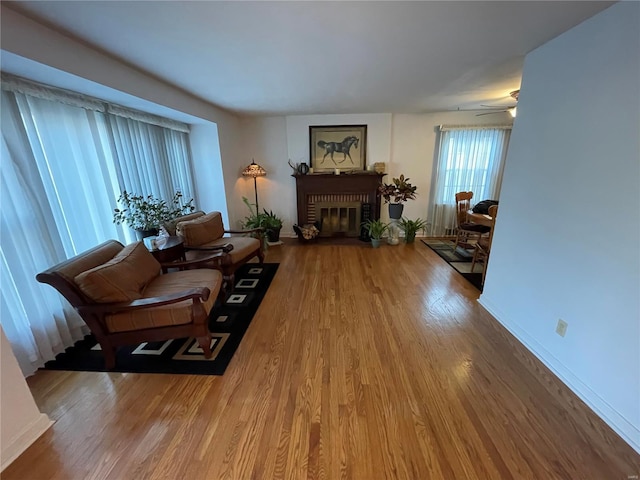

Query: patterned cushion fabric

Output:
[196, 236, 260, 264]
[176, 211, 225, 247]
[163, 211, 204, 236]
[105, 269, 222, 333]
[74, 242, 161, 303]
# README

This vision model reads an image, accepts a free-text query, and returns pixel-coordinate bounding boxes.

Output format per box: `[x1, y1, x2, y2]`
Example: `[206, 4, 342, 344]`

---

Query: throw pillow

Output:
[75, 241, 161, 303]
[176, 211, 224, 246]
[163, 211, 205, 236]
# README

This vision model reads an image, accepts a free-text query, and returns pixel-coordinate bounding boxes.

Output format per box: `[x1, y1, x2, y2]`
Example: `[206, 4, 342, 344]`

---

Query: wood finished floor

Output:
[4, 240, 638, 479]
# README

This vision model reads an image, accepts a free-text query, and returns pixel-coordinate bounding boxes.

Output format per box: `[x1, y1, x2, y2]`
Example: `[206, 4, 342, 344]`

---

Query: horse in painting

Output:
[317, 136, 360, 164]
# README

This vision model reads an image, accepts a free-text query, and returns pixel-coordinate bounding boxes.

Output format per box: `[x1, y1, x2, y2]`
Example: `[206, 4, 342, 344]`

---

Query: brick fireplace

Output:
[293, 172, 384, 237]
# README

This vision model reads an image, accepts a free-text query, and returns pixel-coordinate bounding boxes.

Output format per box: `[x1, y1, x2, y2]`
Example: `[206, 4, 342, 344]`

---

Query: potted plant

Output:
[241, 197, 269, 249]
[399, 217, 428, 244]
[113, 190, 195, 239]
[362, 218, 388, 248]
[378, 174, 417, 220]
[241, 197, 267, 229]
[262, 209, 283, 243]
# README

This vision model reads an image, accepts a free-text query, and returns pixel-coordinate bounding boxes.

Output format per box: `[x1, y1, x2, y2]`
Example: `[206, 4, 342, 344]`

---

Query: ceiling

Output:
[5, 1, 614, 117]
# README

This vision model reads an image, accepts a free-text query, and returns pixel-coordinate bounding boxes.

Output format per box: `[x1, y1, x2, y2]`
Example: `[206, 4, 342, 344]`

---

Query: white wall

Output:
[231, 116, 290, 230]
[1, 327, 53, 470]
[480, 2, 640, 452]
[234, 111, 512, 233]
[189, 124, 230, 226]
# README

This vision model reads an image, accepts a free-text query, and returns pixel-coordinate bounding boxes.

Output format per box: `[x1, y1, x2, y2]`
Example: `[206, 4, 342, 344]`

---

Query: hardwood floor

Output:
[4, 240, 638, 479]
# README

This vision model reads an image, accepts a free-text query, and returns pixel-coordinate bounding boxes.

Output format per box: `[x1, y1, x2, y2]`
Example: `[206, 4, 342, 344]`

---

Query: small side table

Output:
[150, 236, 185, 273]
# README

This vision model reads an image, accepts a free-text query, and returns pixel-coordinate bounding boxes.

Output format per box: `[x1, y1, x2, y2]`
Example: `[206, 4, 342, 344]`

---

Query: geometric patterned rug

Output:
[41, 263, 279, 376]
[421, 238, 484, 291]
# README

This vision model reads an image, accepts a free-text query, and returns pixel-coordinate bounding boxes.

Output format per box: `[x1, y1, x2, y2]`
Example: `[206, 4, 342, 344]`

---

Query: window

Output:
[0, 75, 196, 374]
[429, 126, 510, 236]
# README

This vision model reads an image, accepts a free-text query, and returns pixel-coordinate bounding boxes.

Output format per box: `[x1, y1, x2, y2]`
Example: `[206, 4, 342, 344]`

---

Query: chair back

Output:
[455, 191, 474, 227]
[36, 240, 124, 307]
[486, 205, 499, 250]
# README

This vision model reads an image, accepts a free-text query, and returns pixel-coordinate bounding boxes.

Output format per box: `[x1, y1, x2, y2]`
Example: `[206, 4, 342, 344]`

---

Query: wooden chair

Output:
[165, 211, 264, 291]
[36, 240, 230, 369]
[471, 204, 499, 285]
[453, 191, 491, 252]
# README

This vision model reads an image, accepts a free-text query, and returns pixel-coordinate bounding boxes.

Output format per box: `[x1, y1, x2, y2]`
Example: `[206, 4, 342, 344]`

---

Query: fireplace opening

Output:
[316, 202, 361, 237]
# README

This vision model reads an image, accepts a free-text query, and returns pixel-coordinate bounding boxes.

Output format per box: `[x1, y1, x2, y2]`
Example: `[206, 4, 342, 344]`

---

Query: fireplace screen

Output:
[315, 202, 361, 237]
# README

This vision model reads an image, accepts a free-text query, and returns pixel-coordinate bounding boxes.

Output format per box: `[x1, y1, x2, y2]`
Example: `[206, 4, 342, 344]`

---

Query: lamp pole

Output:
[253, 176, 259, 213]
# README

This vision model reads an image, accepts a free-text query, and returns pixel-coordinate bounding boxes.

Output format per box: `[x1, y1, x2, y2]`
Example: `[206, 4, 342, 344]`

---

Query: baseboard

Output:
[478, 296, 640, 454]
[1, 413, 53, 471]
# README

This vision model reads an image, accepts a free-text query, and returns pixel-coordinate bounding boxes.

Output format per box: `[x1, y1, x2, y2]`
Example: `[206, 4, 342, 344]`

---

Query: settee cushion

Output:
[190, 236, 261, 265]
[176, 211, 225, 247]
[75, 242, 161, 303]
[105, 269, 222, 333]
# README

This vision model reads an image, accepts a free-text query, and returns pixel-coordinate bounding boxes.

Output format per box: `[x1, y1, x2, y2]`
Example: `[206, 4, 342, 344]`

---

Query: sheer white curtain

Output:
[429, 126, 510, 236]
[1, 77, 198, 376]
[106, 115, 195, 201]
[1, 90, 127, 375]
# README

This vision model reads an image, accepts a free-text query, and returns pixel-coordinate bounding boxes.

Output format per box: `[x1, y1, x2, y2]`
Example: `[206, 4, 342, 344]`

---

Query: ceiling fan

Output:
[476, 90, 519, 117]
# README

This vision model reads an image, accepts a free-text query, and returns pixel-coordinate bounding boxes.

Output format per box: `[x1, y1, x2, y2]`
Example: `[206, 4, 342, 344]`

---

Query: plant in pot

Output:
[113, 190, 195, 239]
[399, 217, 428, 244]
[378, 174, 417, 220]
[241, 197, 269, 248]
[362, 218, 388, 248]
[262, 209, 283, 243]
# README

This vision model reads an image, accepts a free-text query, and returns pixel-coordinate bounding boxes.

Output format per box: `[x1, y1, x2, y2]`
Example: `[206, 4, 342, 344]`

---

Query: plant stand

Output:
[387, 220, 400, 245]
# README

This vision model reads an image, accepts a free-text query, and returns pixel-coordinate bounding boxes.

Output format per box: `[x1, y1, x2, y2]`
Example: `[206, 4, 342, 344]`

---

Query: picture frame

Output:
[309, 125, 367, 172]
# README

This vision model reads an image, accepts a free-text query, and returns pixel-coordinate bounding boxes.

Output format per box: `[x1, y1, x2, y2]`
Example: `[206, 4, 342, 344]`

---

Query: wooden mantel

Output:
[293, 172, 385, 227]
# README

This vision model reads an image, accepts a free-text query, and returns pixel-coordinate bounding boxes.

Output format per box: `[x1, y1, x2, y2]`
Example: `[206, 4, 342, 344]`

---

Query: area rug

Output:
[421, 239, 484, 291]
[42, 263, 279, 375]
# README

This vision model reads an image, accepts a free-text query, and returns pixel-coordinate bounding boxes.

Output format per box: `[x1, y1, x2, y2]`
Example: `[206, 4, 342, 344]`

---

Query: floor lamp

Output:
[242, 159, 267, 213]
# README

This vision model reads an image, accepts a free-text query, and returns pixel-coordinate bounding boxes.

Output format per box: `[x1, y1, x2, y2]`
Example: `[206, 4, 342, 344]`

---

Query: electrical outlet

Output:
[556, 319, 568, 337]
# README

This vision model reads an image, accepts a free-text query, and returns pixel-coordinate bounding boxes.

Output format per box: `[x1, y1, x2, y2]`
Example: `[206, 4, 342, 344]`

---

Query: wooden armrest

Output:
[224, 228, 264, 235]
[184, 243, 234, 253]
[78, 287, 211, 314]
[161, 249, 230, 271]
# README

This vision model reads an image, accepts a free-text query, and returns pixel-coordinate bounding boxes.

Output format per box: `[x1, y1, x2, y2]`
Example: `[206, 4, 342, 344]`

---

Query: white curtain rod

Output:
[439, 124, 513, 131]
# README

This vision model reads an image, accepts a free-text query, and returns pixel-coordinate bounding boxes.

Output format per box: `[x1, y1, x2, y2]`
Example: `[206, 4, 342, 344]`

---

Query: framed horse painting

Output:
[309, 125, 367, 172]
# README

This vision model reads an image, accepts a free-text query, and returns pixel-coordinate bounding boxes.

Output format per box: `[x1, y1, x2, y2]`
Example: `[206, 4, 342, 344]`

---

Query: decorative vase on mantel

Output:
[388, 203, 404, 220]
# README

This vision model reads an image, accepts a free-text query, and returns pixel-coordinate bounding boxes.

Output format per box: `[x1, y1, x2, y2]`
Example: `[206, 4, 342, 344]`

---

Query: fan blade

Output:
[480, 104, 517, 109]
[476, 110, 508, 116]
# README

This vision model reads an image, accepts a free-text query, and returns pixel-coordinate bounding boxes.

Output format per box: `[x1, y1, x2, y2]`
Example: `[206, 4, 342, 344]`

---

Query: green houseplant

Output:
[262, 209, 283, 243]
[378, 174, 418, 220]
[241, 197, 269, 249]
[113, 190, 195, 238]
[399, 217, 428, 244]
[362, 218, 388, 248]
[241, 197, 268, 230]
